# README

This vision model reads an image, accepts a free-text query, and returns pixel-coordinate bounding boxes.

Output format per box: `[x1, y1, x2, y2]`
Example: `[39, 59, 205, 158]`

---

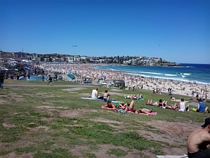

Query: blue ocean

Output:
[96, 64, 210, 84]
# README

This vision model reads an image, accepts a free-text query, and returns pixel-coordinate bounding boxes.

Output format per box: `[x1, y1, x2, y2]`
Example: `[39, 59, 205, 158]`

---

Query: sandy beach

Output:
[37, 63, 210, 100]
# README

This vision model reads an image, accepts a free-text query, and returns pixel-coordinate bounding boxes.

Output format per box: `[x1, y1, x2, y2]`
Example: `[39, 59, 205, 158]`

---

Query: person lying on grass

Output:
[146, 99, 178, 111]
[146, 99, 167, 107]
[101, 100, 116, 111]
[118, 100, 157, 116]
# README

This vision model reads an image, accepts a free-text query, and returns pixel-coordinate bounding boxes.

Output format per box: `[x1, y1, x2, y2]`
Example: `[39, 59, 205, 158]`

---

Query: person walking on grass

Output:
[48, 75, 53, 85]
[187, 117, 210, 158]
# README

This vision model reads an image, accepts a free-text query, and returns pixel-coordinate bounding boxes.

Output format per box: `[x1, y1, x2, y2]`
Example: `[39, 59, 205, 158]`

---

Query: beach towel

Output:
[81, 97, 97, 100]
[111, 101, 121, 108]
[80, 97, 104, 102]
[156, 155, 188, 158]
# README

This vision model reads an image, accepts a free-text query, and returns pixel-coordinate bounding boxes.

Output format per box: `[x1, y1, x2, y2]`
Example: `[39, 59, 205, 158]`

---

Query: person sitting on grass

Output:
[117, 100, 137, 113]
[118, 102, 127, 111]
[197, 98, 208, 113]
[126, 100, 137, 113]
[187, 117, 210, 158]
[117, 102, 128, 114]
[158, 99, 164, 107]
[101, 100, 116, 111]
[91, 88, 99, 99]
[103, 90, 110, 102]
[178, 98, 187, 112]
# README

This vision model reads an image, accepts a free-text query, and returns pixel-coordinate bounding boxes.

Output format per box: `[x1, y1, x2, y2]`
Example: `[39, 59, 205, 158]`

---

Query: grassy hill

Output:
[0, 80, 209, 158]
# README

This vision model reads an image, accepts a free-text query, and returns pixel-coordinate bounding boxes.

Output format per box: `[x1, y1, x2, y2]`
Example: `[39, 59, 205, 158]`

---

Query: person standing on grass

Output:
[0, 71, 5, 89]
[187, 117, 210, 158]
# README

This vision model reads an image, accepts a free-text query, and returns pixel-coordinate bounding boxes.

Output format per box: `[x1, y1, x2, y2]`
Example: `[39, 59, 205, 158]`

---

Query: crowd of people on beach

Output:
[35, 63, 210, 100]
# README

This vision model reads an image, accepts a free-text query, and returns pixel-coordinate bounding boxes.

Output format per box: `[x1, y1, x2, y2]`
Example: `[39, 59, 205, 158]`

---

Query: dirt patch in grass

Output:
[0, 94, 24, 103]
[162, 147, 187, 156]
[36, 106, 98, 118]
[0, 138, 35, 157]
[2, 123, 16, 129]
[70, 144, 155, 158]
[146, 120, 198, 141]
[59, 110, 82, 118]
[10, 94, 24, 102]
[90, 118, 125, 130]
[1, 152, 33, 158]
[36, 106, 68, 117]
[37, 106, 69, 110]
[63, 87, 86, 93]
[0, 99, 7, 105]
[79, 93, 91, 97]
[137, 120, 199, 155]
[140, 150, 157, 158]
[40, 117, 54, 124]
[90, 118, 122, 124]
[70, 145, 89, 157]
[94, 144, 154, 158]
[59, 109, 98, 118]
[35, 93, 57, 98]
[111, 89, 123, 92]
[109, 92, 124, 96]
[27, 126, 49, 133]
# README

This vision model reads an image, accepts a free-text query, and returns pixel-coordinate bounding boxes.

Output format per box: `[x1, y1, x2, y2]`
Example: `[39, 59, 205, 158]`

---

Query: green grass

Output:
[0, 80, 209, 157]
[34, 148, 75, 158]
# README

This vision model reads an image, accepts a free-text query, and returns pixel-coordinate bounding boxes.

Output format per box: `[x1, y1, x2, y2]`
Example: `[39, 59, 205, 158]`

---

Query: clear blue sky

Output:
[0, 0, 209, 64]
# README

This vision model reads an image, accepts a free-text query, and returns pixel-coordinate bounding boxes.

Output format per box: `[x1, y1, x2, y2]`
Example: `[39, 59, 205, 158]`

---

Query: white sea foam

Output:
[126, 72, 210, 85]
[183, 73, 191, 76]
[139, 71, 162, 75]
[97, 65, 210, 85]
[164, 74, 177, 77]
